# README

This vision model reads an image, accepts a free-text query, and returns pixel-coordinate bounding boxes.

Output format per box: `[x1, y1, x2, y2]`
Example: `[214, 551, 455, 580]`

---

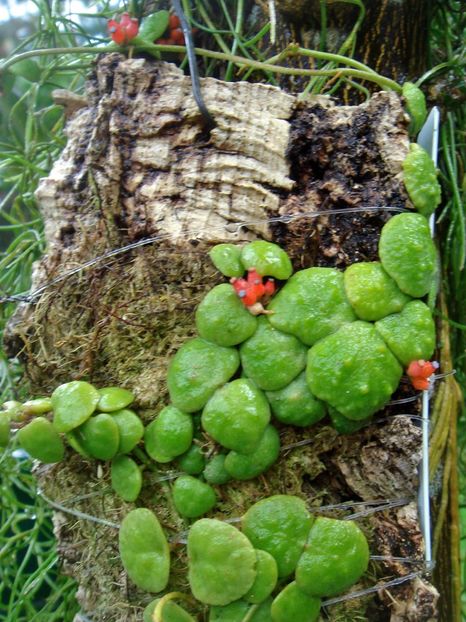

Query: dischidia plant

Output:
[3, 216, 439, 478]
[2, 210, 440, 620]
[1, 1, 463, 621]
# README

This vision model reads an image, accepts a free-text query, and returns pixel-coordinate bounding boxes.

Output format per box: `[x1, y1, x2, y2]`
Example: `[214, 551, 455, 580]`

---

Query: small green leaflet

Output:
[138, 10, 170, 43]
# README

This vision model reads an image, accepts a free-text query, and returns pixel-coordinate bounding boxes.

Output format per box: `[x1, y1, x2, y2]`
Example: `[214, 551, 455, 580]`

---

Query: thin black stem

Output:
[171, 0, 216, 130]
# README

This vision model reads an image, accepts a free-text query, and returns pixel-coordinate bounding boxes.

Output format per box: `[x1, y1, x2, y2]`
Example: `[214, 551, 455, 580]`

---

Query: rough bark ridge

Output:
[6, 56, 440, 621]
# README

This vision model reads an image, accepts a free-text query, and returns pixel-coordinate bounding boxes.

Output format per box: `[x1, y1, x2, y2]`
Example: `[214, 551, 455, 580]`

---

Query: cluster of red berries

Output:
[406, 359, 439, 391]
[231, 269, 276, 308]
[108, 12, 139, 46]
[107, 13, 189, 47]
[156, 15, 186, 46]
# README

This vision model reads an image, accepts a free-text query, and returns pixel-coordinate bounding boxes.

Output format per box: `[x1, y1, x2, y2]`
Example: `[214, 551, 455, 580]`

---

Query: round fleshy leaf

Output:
[248, 598, 273, 622]
[196, 284, 257, 347]
[328, 407, 371, 435]
[224, 425, 280, 481]
[240, 317, 307, 391]
[167, 338, 240, 413]
[295, 516, 369, 597]
[241, 241, 292, 279]
[111, 455, 142, 502]
[266, 371, 326, 427]
[403, 143, 441, 217]
[242, 495, 313, 578]
[51, 381, 100, 433]
[202, 379, 270, 454]
[177, 444, 206, 475]
[375, 300, 435, 366]
[209, 601, 249, 622]
[268, 267, 356, 346]
[76, 413, 120, 460]
[271, 582, 320, 622]
[22, 397, 52, 415]
[173, 475, 217, 518]
[209, 599, 273, 622]
[119, 508, 170, 593]
[111, 408, 144, 454]
[344, 262, 410, 321]
[145, 406, 193, 463]
[209, 244, 244, 278]
[17, 417, 65, 463]
[97, 387, 134, 412]
[378, 213, 437, 298]
[203, 454, 232, 485]
[244, 549, 278, 604]
[65, 430, 92, 458]
[402, 82, 427, 135]
[144, 598, 195, 622]
[307, 321, 402, 420]
[188, 518, 257, 606]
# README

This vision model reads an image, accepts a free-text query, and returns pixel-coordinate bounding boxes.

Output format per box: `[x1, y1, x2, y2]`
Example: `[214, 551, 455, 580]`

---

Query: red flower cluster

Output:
[406, 359, 439, 391]
[108, 13, 139, 46]
[157, 15, 185, 45]
[231, 269, 276, 308]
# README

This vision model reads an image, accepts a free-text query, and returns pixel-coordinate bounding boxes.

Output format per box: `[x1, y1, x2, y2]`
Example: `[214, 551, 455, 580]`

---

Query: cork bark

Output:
[5, 55, 452, 621]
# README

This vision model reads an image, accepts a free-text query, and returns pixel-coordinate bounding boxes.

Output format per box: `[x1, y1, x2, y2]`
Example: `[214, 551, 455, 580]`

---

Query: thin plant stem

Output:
[441, 118, 465, 270]
[225, 0, 245, 81]
[0, 44, 402, 92]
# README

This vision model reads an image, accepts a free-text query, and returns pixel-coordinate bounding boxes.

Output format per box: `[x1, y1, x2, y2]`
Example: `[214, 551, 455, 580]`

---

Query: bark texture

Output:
[255, 0, 430, 93]
[6, 56, 448, 621]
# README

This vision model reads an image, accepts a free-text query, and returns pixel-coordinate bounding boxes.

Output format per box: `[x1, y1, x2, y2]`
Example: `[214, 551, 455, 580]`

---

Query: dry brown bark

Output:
[6, 55, 456, 621]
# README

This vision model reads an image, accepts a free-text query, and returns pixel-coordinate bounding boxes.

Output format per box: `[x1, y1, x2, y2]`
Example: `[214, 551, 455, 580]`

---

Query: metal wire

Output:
[0, 205, 406, 305]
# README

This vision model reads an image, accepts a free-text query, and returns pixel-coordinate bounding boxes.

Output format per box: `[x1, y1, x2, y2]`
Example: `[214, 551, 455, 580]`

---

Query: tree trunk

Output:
[5, 53, 460, 622]
[252, 0, 430, 96]
[275, 0, 430, 80]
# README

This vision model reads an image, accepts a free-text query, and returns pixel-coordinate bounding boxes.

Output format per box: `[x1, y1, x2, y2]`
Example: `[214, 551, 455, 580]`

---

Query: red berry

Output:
[407, 359, 437, 391]
[242, 290, 258, 306]
[169, 14, 181, 29]
[264, 279, 276, 296]
[156, 37, 176, 45]
[108, 12, 139, 45]
[411, 377, 430, 391]
[171, 28, 185, 45]
[231, 277, 248, 294]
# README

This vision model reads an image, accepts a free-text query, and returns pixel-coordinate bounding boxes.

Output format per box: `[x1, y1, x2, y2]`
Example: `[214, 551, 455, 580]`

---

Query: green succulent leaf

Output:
[138, 10, 170, 43]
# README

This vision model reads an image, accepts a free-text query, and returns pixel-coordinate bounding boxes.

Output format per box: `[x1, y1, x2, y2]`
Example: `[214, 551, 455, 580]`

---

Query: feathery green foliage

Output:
[426, 2, 466, 617]
[0, 445, 79, 620]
